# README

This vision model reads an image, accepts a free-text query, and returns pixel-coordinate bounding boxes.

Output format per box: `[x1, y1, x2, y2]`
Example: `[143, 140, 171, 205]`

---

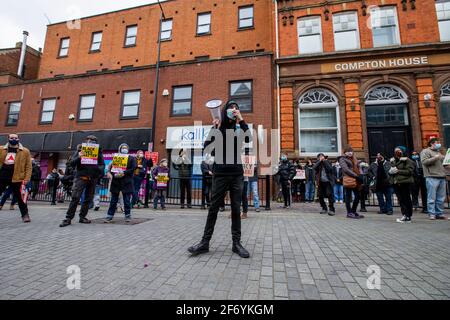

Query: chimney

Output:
[17, 31, 29, 78]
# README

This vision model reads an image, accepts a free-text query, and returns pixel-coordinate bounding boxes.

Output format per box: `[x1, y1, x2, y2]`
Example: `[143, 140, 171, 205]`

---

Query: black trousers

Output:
[281, 180, 290, 207]
[31, 180, 40, 198]
[0, 179, 28, 217]
[180, 178, 192, 205]
[201, 178, 212, 206]
[394, 184, 413, 218]
[411, 176, 428, 211]
[318, 181, 335, 211]
[65, 177, 97, 220]
[51, 181, 58, 204]
[202, 175, 244, 243]
[242, 181, 249, 213]
[344, 187, 360, 214]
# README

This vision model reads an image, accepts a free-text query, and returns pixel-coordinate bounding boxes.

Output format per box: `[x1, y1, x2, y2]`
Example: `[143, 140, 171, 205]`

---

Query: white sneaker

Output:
[396, 216, 411, 223]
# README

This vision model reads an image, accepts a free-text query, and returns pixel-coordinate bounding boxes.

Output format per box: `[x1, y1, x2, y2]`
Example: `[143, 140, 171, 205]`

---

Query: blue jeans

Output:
[247, 180, 260, 209]
[0, 186, 18, 206]
[305, 181, 315, 201]
[132, 176, 144, 205]
[154, 190, 166, 209]
[376, 186, 394, 213]
[333, 184, 343, 201]
[426, 177, 446, 216]
[107, 192, 132, 218]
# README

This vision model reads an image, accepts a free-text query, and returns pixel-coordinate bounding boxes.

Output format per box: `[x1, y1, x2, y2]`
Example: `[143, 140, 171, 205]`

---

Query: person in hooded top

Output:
[188, 100, 252, 258]
[339, 146, 364, 219]
[104, 143, 136, 223]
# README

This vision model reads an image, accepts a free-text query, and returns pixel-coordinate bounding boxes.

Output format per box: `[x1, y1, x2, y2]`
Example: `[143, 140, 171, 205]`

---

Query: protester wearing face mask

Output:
[421, 138, 448, 220]
[174, 149, 193, 209]
[304, 158, 316, 202]
[369, 153, 394, 215]
[60, 135, 105, 227]
[410, 151, 428, 213]
[313, 153, 335, 216]
[131, 150, 150, 209]
[153, 159, 170, 210]
[339, 146, 364, 219]
[332, 161, 344, 204]
[104, 144, 136, 223]
[389, 147, 415, 223]
[358, 161, 370, 213]
[276, 154, 296, 209]
[0, 134, 32, 223]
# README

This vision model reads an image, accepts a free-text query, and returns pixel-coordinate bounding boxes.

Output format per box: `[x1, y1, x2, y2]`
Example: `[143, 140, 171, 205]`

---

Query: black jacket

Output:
[31, 165, 41, 181]
[332, 166, 343, 185]
[201, 161, 214, 180]
[71, 145, 105, 179]
[305, 165, 315, 182]
[173, 156, 193, 179]
[204, 120, 251, 176]
[109, 156, 137, 194]
[277, 160, 296, 182]
[313, 160, 335, 186]
[368, 160, 393, 189]
[134, 158, 151, 178]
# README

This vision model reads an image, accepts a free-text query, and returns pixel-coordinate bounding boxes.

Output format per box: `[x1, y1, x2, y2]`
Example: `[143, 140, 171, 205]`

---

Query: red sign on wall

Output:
[145, 152, 159, 166]
[425, 133, 439, 141]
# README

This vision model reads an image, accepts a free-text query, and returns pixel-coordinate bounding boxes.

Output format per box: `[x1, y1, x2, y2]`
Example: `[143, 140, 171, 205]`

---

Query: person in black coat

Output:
[313, 153, 336, 215]
[201, 154, 214, 209]
[411, 150, 428, 213]
[49, 168, 60, 205]
[131, 150, 150, 208]
[174, 149, 193, 209]
[104, 143, 136, 223]
[30, 159, 41, 200]
[276, 154, 296, 209]
[60, 135, 105, 227]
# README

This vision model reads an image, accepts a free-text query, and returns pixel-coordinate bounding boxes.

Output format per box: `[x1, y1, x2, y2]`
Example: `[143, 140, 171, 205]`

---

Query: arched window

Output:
[365, 85, 408, 104]
[440, 82, 450, 146]
[298, 88, 340, 155]
[365, 85, 409, 127]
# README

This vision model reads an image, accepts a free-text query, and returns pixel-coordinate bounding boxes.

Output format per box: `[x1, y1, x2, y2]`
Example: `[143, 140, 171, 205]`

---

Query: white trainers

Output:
[396, 215, 412, 223]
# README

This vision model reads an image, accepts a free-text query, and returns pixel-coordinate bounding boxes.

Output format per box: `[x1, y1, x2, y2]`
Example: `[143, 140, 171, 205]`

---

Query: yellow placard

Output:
[81, 143, 99, 165]
[111, 154, 129, 173]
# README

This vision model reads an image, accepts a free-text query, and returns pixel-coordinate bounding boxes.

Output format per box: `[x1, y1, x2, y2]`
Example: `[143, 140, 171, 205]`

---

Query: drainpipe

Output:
[17, 31, 29, 78]
[274, 1, 281, 158]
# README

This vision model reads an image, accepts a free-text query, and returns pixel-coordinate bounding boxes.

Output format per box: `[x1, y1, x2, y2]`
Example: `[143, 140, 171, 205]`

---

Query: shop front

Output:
[278, 44, 450, 161]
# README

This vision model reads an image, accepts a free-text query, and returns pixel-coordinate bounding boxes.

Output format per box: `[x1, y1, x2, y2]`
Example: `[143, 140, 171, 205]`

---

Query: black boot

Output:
[188, 240, 209, 255]
[232, 241, 250, 258]
[59, 219, 71, 228]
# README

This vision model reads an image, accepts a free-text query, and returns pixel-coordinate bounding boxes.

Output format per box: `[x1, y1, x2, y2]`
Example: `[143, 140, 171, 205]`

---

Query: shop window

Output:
[121, 90, 140, 119]
[90, 32, 103, 52]
[298, 89, 340, 155]
[172, 86, 193, 116]
[436, 0, 450, 42]
[333, 12, 360, 51]
[78, 95, 96, 121]
[229, 81, 253, 112]
[125, 25, 137, 47]
[41, 98, 57, 124]
[297, 16, 323, 54]
[197, 12, 211, 35]
[239, 6, 254, 29]
[6, 102, 21, 126]
[160, 19, 173, 41]
[370, 6, 400, 47]
[440, 82, 450, 146]
[58, 38, 70, 57]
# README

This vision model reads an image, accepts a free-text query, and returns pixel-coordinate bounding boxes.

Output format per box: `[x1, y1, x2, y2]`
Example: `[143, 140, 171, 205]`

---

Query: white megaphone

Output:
[205, 99, 223, 122]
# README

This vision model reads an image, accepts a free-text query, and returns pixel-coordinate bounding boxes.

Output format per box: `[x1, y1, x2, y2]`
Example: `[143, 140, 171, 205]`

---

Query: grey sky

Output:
[0, 0, 163, 50]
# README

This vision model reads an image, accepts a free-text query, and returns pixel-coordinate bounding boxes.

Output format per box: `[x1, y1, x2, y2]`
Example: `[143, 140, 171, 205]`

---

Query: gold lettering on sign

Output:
[323, 56, 432, 73]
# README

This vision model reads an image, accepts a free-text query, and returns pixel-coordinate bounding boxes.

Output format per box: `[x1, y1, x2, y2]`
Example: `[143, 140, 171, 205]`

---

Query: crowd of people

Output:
[274, 138, 449, 223]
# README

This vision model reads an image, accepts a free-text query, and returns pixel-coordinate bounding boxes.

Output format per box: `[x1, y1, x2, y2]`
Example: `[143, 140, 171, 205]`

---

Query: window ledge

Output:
[89, 50, 101, 54]
[196, 33, 212, 37]
[123, 44, 137, 48]
[237, 26, 255, 32]
[120, 116, 139, 120]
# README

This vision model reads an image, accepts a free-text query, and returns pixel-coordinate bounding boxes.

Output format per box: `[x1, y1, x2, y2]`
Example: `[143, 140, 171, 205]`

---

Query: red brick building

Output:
[0, 43, 41, 85]
[0, 0, 275, 176]
[276, 0, 450, 161]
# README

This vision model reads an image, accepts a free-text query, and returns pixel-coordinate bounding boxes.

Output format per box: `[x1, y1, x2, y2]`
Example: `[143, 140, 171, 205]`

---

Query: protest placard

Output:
[81, 143, 99, 165]
[293, 169, 306, 180]
[156, 172, 169, 188]
[242, 155, 256, 177]
[111, 154, 129, 173]
[444, 148, 450, 166]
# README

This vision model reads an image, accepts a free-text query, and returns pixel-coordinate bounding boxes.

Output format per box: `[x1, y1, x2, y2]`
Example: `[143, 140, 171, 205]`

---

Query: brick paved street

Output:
[0, 202, 449, 300]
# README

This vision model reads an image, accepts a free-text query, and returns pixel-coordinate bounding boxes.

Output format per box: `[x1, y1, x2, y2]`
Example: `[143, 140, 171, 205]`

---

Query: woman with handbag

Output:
[339, 146, 364, 219]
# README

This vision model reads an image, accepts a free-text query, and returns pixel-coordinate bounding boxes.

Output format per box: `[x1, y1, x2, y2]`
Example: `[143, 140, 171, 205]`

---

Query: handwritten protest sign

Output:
[156, 172, 169, 188]
[242, 155, 256, 177]
[444, 149, 450, 166]
[293, 169, 306, 180]
[81, 143, 99, 165]
[111, 154, 129, 173]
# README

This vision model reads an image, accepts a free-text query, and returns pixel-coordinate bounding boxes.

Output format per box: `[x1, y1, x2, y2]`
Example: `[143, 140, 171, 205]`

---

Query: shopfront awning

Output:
[0, 129, 152, 152]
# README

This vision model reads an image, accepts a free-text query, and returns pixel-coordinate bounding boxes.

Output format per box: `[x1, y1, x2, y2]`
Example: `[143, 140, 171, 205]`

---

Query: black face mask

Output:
[9, 139, 19, 146]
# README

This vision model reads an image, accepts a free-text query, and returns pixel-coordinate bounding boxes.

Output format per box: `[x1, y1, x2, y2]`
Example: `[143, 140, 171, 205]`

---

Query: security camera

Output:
[69, 114, 75, 120]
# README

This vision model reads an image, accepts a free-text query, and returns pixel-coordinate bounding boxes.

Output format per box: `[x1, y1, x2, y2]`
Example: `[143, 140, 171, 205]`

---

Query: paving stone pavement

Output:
[0, 202, 449, 300]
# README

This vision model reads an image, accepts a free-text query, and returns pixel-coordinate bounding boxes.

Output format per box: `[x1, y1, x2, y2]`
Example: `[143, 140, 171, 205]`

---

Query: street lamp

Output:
[150, 0, 166, 152]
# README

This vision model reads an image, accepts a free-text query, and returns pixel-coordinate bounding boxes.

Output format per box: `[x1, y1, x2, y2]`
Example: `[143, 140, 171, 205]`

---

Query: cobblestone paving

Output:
[0, 202, 449, 300]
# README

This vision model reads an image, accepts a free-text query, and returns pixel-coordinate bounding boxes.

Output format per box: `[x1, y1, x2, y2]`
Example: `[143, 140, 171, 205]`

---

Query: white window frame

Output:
[333, 11, 360, 51]
[370, 6, 401, 47]
[160, 19, 173, 41]
[239, 6, 254, 29]
[41, 98, 57, 124]
[78, 95, 96, 121]
[298, 89, 341, 157]
[59, 38, 70, 57]
[297, 16, 323, 54]
[440, 82, 450, 141]
[90, 32, 103, 52]
[6, 102, 21, 126]
[125, 25, 138, 47]
[197, 12, 212, 35]
[436, 0, 450, 42]
[364, 84, 409, 105]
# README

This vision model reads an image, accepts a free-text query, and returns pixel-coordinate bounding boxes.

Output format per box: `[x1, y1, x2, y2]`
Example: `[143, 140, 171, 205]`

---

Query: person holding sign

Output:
[421, 138, 448, 220]
[104, 144, 136, 223]
[60, 135, 105, 228]
[0, 134, 32, 223]
[152, 159, 170, 210]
